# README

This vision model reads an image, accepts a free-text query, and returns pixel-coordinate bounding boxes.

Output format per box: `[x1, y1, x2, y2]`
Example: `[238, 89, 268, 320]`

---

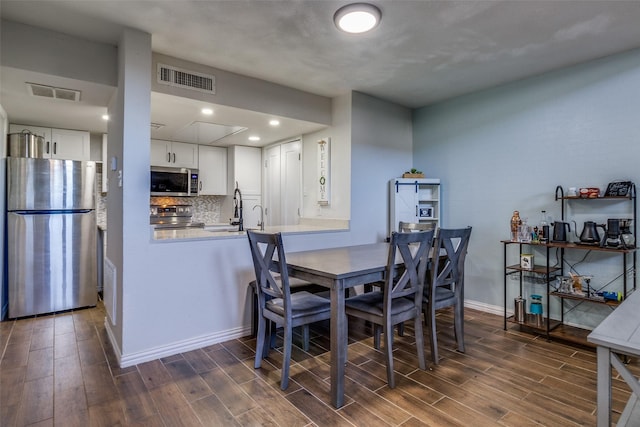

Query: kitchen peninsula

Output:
[152, 220, 349, 241]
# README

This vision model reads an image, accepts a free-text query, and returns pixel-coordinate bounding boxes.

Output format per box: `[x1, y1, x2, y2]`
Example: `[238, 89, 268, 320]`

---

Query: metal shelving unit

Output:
[502, 183, 637, 346]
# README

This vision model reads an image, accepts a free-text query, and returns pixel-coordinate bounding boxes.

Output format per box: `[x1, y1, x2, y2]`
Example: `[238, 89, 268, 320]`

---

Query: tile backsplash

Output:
[97, 193, 107, 227]
[97, 195, 228, 229]
[150, 195, 226, 224]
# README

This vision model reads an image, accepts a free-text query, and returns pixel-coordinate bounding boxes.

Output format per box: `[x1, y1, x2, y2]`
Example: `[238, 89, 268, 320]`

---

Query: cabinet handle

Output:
[166, 152, 170, 163]
[46, 141, 50, 154]
[199, 181, 202, 191]
[172, 153, 176, 163]
[415, 205, 418, 217]
[53, 142, 57, 155]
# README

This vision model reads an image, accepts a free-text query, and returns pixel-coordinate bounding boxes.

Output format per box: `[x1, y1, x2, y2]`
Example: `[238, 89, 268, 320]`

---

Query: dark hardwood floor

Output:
[1, 301, 636, 426]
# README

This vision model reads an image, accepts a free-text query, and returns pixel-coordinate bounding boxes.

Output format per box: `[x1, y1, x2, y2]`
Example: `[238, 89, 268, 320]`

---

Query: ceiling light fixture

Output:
[248, 136, 261, 142]
[269, 119, 280, 126]
[102, 114, 109, 121]
[201, 107, 213, 115]
[334, 3, 381, 34]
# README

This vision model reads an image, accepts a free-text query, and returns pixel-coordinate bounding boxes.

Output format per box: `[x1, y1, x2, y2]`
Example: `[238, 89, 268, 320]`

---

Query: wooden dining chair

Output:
[423, 227, 472, 364]
[247, 230, 331, 390]
[248, 276, 326, 350]
[345, 230, 435, 388]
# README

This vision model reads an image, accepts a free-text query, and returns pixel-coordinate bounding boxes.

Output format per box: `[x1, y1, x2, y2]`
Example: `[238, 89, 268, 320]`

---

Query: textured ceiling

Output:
[2, 0, 640, 142]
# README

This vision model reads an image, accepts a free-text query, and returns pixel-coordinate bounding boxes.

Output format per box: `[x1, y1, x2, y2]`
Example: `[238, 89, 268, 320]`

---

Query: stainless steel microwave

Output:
[150, 166, 199, 197]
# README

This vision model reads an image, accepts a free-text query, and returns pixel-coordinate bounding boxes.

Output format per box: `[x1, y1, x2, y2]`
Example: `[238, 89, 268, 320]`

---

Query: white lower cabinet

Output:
[198, 146, 227, 195]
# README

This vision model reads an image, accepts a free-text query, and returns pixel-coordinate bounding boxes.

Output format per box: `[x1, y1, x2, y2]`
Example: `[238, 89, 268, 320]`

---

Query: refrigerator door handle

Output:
[11, 209, 93, 215]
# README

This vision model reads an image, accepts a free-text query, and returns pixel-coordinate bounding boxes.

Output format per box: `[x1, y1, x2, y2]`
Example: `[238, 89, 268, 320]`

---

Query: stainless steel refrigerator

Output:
[7, 157, 97, 318]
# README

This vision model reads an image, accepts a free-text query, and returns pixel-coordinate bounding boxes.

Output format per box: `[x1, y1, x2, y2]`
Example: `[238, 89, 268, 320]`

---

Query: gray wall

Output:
[413, 48, 640, 327]
[1, 19, 117, 86]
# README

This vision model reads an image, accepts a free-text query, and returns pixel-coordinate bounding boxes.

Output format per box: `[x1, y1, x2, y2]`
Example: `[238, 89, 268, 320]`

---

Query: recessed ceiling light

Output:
[248, 136, 261, 142]
[102, 114, 109, 121]
[269, 119, 280, 126]
[334, 3, 381, 34]
[201, 108, 213, 115]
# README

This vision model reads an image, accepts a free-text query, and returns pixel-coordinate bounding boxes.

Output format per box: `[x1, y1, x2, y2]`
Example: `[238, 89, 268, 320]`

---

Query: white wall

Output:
[302, 93, 352, 221]
[350, 92, 414, 243]
[152, 53, 331, 125]
[1, 20, 117, 86]
[413, 48, 640, 327]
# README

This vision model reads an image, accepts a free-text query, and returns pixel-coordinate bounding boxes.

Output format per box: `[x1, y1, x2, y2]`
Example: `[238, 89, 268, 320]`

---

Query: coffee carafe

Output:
[552, 221, 571, 242]
[579, 221, 606, 246]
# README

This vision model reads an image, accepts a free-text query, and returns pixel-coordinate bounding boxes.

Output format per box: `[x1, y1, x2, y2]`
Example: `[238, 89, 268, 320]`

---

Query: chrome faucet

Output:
[253, 204, 264, 231]
[233, 186, 243, 231]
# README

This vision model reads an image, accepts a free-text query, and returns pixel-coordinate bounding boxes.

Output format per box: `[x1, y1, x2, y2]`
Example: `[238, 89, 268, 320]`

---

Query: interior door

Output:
[281, 141, 301, 226]
[263, 140, 302, 226]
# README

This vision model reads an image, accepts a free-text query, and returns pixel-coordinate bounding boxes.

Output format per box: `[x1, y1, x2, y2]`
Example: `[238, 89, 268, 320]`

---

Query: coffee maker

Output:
[621, 218, 635, 248]
[606, 218, 635, 248]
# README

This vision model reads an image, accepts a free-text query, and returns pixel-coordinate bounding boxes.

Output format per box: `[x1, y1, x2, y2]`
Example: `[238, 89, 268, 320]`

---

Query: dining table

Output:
[284, 242, 393, 408]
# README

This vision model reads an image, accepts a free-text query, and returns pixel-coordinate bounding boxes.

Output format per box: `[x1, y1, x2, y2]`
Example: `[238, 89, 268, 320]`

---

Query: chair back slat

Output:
[247, 231, 292, 315]
[430, 227, 472, 295]
[384, 230, 435, 311]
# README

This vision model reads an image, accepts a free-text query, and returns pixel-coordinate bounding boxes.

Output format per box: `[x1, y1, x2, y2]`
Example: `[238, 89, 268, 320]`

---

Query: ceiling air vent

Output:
[26, 83, 81, 101]
[157, 63, 215, 94]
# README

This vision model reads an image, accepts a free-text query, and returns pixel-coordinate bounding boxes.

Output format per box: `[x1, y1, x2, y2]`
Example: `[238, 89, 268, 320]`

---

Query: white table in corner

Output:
[588, 289, 640, 426]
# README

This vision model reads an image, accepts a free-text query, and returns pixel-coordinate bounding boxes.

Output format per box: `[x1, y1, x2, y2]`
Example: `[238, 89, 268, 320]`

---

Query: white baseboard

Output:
[102, 299, 590, 369]
[106, 321, 252, 368]
[464, 299, 506, 316]
[104, 317, 122, 366]
[463, 299, 592, 330]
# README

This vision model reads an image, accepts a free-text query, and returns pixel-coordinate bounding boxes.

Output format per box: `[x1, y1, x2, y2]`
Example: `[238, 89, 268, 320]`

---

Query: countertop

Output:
[153, 221, 349, 242]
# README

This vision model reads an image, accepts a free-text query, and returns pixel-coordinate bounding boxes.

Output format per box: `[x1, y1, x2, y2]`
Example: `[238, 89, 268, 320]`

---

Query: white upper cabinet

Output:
[9, 124, 51, 143]
[9, 124, 90, 161]
[150, 139, 198, 169]
[198, 145, 227, 195]
[51, 128, 90, 160]
[228, 145, 262, 195]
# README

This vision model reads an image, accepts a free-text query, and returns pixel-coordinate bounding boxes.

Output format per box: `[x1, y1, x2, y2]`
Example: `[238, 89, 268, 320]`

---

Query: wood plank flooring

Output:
[1, 301, 638, 426]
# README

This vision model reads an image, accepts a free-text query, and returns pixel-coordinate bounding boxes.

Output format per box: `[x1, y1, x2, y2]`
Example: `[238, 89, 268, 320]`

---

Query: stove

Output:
[150, 204, 205, 229]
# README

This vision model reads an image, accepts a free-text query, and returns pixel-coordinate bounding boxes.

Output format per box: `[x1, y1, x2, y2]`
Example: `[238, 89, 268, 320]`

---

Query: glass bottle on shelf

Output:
[511, 211, 521, 241]
[540, 210, 549, 243]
